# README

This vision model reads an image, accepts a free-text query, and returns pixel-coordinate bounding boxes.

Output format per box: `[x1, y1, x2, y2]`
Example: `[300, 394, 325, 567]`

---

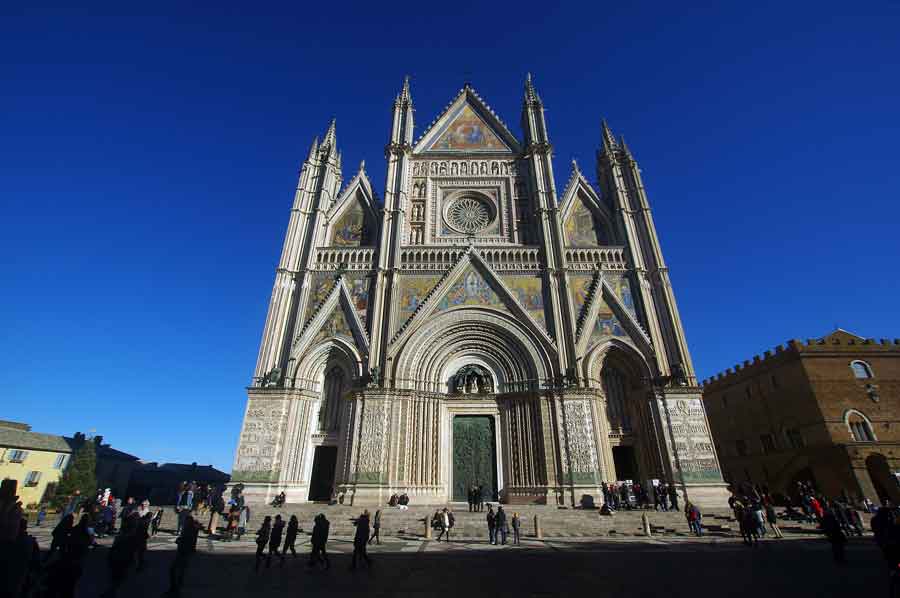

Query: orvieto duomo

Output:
[231, 76, 728, 508]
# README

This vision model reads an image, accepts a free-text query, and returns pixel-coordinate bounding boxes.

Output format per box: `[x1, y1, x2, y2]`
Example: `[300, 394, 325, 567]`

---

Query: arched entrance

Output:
[598, 347, 659, 483]
[866, 453, 900, 505]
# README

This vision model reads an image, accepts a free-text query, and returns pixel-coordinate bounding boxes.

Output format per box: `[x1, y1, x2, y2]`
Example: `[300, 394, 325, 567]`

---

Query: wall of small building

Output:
[0, 447, 69, 506]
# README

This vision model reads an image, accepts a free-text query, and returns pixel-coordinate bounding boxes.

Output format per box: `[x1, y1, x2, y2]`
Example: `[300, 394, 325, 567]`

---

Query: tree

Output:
[53, 439, 96, 508]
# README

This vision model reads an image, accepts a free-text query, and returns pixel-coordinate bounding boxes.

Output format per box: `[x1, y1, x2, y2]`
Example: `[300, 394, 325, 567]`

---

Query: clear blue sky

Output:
[2, 2, 898, 472]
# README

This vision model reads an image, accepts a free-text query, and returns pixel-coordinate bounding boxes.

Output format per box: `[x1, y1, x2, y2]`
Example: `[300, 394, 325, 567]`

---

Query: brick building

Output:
[702, 329, 900, 503]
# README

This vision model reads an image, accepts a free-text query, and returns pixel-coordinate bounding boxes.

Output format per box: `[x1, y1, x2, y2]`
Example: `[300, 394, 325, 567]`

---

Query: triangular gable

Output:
[326, 168, 379, 247]
[819, 329, 866, 344]
[389, 247, 552, 349]
[577, 275, 652, 360]
[291, 277, 369, 357]
[414, 86, 521, 154]
[559, 164, 615, 246]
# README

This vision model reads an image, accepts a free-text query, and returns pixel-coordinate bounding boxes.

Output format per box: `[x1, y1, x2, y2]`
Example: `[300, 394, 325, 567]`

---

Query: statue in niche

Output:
[452, 364, 494, 395]
[670, 363, 688, 387]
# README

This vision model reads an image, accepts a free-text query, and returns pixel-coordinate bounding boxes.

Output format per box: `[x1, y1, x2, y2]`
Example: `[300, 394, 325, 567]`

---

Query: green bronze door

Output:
[452, 415, 497, 502]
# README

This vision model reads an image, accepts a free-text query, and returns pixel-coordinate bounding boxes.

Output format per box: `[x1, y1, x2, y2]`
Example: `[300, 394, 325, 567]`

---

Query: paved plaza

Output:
[30, 522, 888, 598]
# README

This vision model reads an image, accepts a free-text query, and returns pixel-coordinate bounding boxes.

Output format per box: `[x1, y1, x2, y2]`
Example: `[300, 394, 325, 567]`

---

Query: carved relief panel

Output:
[233, 397, 290, 483]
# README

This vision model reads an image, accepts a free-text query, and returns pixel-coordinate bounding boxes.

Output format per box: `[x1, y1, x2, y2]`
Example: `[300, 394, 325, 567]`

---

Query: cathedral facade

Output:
[232, 77, 728, 507]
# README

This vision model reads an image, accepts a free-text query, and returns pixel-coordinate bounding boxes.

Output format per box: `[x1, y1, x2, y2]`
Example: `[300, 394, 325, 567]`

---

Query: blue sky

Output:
[1, 2, 898, 472]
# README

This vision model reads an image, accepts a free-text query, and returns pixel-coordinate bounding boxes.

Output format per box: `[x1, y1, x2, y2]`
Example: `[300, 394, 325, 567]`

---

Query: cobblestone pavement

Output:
[29, 523, 888, 598]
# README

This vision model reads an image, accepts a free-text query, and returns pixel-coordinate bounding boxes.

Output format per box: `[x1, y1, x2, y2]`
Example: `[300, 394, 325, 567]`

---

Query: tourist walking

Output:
[164, 514, 200, 597]
[496, 506, 508, 545]
[268, 514, 285, 566]
[486, 504, 497, 544]
[369, 509, 381, 545]
[135, 512, 152, 571]
[511, 512, 521, 545]
[476, 484, 484, 512]
[254, 516, 271, 572]
[309, 514, 330, 570]
[765, 502, 784, 538]
[351, 510, 372, 569]
[101, 515, 139, 598]
[238, 505, 250, 540]
[48, 513, 74, 558]
[282, 515, 299, 561]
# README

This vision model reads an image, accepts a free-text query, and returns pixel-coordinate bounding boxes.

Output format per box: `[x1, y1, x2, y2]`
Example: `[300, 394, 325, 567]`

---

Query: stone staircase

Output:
[164, 503, 860, 540]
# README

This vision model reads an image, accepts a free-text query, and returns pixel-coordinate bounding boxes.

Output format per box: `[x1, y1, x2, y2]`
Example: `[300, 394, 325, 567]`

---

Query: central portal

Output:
[452, 415, 498, 502]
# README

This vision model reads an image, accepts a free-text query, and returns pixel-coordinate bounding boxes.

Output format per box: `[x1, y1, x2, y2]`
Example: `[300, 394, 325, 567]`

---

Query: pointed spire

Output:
[359, 159, 366, 174]
[571, 157, 580, 174]
[306, 136, 319, 161]
[524, 72, 541, 104]
[619, 135, 632, 157]
[601, 119, 617, 151]
[322, 118, 337, 149]
[399, 75, 412, 103]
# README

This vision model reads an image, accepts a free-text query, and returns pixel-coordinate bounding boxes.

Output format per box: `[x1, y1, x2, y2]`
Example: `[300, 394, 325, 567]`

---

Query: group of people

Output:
[486, 504, 521, 545]
[466, 484, 488, 512]
[601, 480, 679, 512]
[387, 493, 410, 509]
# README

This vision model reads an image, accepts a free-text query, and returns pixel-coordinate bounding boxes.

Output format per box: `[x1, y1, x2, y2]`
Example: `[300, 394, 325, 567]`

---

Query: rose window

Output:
[446, 195, 493, 234]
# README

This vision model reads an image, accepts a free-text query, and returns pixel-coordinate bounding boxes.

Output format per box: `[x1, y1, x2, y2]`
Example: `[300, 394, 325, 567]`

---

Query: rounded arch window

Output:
[850, 360, 874, 379]
[443, 192, 496, 234]
[846, 410, 876, 442]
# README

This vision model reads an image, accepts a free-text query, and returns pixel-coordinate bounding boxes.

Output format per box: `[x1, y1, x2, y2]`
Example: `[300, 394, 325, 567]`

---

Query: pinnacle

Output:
[524, 72, 540, 104]
[399, 75, 412, 103]
[322, 118, 337, 149]
[601, 119, 617, 150]
[359, 159, 366, 173]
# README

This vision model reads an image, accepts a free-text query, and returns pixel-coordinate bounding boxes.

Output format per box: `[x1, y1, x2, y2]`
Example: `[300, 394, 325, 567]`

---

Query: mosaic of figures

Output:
[312, 308, 355, 345]
[331, 200, 370, 247]
[303, 274, 334, 325]
[568, 274, 594, 324]
[396, 275, 442, 329]
[344, 273, 370, 326]
[435, 267, 505, 312]
[426, 104, 509, 152]
[410, 159, 519, 178]
[589, 296, 629, 344]
[604, 273, 636, 318]
[500, 274, 546, 328]
[564, 195, 608, 246]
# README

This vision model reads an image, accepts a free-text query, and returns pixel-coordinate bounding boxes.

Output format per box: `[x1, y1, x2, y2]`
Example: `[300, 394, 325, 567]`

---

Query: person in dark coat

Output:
[309, 514, 330, 570]
[254, 516, 271, 572]
[48, 514, 74, 558]
[135, 512, 152, 571]
[100, 515, 139, 598]
[496, 506, 508, 545]
[267, 515, 284, 567]
[164, 515, 200, 597]
[486, 504, 497, 545]
[351, 510, 372, 569]
[282, 515, 299, 562]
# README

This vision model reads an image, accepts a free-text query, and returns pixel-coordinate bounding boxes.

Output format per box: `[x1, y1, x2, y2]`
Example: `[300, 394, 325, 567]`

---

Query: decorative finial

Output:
[571, 158, 580, 173]
[524, 72, 540, 104]
[359, 159, 366, 173]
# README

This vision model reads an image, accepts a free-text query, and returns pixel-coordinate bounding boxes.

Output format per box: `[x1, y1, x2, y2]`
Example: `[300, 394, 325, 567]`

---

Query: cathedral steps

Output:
[170, 504, 859, 540]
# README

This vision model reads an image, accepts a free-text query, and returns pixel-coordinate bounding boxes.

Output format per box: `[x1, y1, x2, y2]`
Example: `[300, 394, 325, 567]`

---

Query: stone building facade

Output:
[231, 77, 728, 506]
[702, 329, 900, 503]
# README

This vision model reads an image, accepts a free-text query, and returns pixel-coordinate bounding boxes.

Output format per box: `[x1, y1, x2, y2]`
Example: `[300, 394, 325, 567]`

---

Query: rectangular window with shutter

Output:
[24, 471, 41, 486]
